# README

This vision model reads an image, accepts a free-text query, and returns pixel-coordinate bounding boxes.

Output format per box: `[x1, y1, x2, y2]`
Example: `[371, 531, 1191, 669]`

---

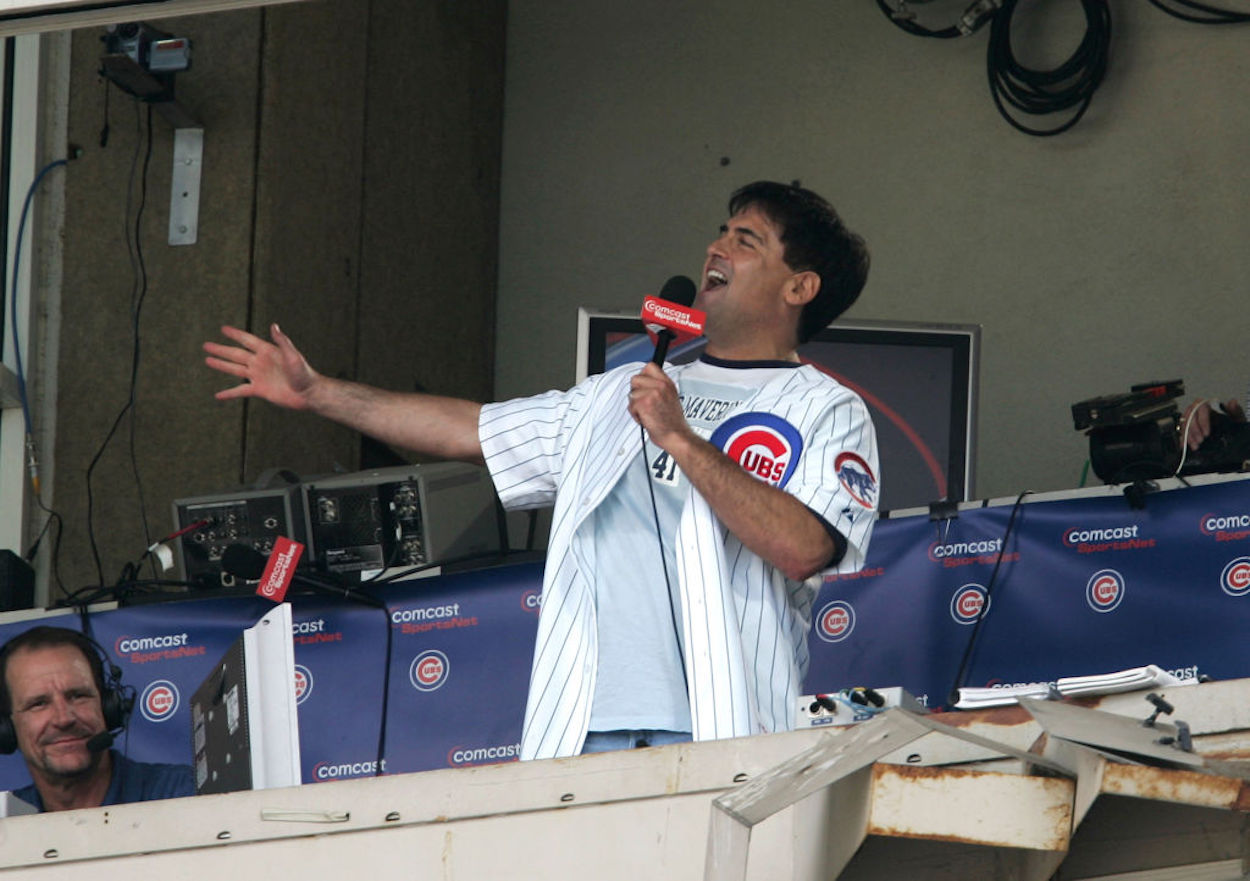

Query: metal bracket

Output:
[704, 709, 1074, 881]
[169, 126, 203, 246]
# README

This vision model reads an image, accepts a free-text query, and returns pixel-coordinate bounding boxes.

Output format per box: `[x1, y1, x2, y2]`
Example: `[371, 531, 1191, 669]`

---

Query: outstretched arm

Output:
[628, 363, 836, 581]
[204, 323, 484, 463]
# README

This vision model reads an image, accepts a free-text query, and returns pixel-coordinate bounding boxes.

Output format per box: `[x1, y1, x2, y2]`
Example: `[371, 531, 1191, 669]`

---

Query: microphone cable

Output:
[639, 424, 690, 690]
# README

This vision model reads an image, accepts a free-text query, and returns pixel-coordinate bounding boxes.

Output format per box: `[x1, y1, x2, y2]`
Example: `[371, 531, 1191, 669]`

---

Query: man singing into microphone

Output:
[0, 627, 194, 811]
[204, 181, 877, 759]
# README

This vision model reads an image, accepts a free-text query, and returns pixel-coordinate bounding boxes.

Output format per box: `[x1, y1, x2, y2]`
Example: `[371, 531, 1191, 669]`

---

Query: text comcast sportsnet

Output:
[313, 758, 387, 780]
[1202, 513, 1250, 542]
[447, 743, 521, 766]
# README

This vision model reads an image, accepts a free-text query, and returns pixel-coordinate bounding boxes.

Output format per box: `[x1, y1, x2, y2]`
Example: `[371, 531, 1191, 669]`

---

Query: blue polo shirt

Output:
[14, 751, 195, 812]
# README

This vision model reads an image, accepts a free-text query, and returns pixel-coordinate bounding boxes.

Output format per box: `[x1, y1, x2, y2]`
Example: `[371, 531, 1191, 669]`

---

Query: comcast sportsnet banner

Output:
[805, 476, 1250, 709]
[6, 479, 1250, 793]
[376, 563, 539, 776]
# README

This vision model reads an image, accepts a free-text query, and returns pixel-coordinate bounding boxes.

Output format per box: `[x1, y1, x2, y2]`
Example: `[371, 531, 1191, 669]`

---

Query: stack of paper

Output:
[1055, 664, 1188, 696]
[954, 664, 1194, 710]
[954, 682, 1054, 709]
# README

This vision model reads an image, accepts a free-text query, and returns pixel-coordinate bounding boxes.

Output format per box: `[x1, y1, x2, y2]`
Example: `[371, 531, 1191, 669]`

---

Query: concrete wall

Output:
[45, 0, 504, 597]
[495, 0, 1250, 503]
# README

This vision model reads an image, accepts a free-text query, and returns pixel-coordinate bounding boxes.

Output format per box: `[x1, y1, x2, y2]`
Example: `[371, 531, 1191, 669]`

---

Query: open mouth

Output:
[705, 268, 728, 289]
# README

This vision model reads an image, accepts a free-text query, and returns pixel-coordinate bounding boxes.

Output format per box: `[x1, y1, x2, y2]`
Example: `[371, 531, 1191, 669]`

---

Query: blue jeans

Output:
[580, 729, 692, 754]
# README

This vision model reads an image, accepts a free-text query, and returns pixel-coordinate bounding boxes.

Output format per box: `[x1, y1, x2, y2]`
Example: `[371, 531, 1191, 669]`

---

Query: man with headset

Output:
[0, 626, 195, 812]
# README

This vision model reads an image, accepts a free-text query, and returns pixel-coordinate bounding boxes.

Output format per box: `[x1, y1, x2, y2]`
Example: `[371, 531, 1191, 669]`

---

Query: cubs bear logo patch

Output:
[835, 451, 877, 508]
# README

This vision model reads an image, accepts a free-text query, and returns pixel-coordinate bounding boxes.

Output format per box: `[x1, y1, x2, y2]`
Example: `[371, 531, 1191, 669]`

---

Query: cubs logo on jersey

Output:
[835, 451, 877, 508]
[709, 412, 804, 489]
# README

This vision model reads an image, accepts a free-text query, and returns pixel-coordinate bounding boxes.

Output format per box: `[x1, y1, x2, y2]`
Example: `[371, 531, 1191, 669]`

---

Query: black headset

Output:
[0, 627, 135, 755]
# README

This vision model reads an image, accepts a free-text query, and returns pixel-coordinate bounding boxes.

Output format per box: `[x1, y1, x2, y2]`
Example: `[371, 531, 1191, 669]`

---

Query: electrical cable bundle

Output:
[1147, 0, 1250, 24]
[878, 0, 1247, 135]
[986, 0, 1112, 136]
[875, 0, 1113, 136]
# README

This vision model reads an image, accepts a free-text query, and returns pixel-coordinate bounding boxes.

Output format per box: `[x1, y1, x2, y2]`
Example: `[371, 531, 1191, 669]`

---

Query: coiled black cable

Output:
[877, 0, 1115, 137]
[1147, 0, 1250, 24]
[986, 0, 1112, 137]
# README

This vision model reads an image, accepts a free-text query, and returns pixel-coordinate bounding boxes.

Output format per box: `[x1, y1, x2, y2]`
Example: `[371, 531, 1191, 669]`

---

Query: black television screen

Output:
[575, 311, 980, 512]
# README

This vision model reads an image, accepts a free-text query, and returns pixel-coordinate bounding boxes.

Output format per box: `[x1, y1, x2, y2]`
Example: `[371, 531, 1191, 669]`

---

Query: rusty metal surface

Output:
[928, 705, 1035, 728]
[1098, 763, 1250, 811]
[867, 763, 1073, 852]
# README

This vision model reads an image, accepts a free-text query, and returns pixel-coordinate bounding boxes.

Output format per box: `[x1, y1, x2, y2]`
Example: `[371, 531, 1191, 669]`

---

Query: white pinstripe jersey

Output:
[479, 357, 879, 760]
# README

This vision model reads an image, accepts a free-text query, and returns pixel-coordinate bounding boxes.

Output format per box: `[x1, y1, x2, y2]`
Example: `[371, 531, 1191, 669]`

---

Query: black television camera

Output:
[1072, 380, 1250, 484]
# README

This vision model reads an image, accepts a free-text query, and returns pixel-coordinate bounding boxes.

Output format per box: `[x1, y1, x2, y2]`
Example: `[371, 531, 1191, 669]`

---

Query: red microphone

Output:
[222, 538, 304, 603]
[642, 275, 704, 365]
[255, 537, 304, 602]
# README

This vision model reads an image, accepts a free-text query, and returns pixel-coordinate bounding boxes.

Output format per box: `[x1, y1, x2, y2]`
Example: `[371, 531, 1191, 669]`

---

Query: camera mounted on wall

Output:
[1073, 379, 1250, 485]
[98, 22, 203, 246]
[99, 23, 194, 123]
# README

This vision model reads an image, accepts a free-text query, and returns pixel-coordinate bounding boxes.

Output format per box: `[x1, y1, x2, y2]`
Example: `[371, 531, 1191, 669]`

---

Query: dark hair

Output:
[728, 181, 870, 344]
[0, 627, 107, 715]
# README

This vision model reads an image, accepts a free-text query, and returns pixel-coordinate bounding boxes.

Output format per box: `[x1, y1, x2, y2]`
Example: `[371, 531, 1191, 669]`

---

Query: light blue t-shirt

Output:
[588, 357, 799, 732]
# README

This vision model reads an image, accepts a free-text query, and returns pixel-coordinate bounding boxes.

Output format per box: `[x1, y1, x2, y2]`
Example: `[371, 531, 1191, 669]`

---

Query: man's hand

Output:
[1183, 398, 1246, 451]
[627, 362, 695, 451]
[204, 324, 319, 411]
[204, 322, 484, 462]
[628, 362, 835, 580]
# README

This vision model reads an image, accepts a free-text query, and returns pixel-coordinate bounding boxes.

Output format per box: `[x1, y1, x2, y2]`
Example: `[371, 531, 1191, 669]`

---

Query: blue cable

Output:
[8, 157, 68, 435]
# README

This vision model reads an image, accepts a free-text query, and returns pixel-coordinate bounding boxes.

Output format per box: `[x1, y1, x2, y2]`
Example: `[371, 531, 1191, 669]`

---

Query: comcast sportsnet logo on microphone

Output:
[257, 536, 304, 602]
[641, 296, 706, 339]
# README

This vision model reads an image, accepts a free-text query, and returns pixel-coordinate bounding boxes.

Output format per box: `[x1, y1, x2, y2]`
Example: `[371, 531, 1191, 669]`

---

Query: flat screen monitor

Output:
[576, 311, 980, 512]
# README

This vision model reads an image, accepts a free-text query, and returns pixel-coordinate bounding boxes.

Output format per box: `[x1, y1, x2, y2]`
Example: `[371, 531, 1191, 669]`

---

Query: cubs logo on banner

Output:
[814, 600, 855, 643]
[409, 650, 450, 692]
[709, 413, 803, 489]
[294, 664, 314, 705]
[139, 679, 180, 723]
[1086, 569, 1125, 612]
[950, 584, 989, 625]
[835, 452, 877, 508]
[1220, 557, 1250, 597]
